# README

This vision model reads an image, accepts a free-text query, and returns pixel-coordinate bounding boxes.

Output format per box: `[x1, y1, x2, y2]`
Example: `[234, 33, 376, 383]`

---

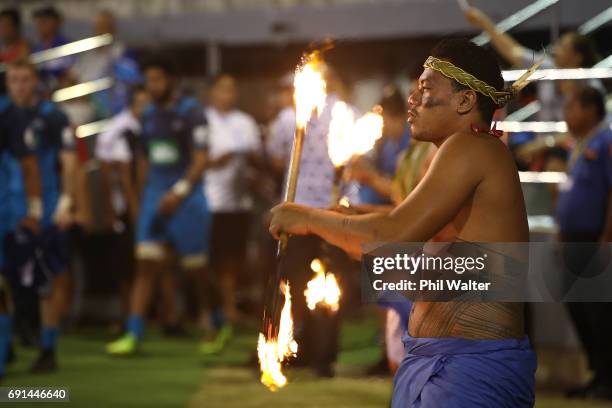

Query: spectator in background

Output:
[557, 86, 612, 400]
[72, 10, 141, 118]
[463, 5, 601, 121]
[0, 8, 29, 64]
[0, 8, 29, 95]
[200, 73, 261, 354]
[32, 6, 75, 91]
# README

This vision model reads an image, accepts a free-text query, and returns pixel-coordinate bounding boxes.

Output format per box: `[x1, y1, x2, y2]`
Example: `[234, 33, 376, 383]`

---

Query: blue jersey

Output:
[0, 97, 73, 228]
[557, 123, 612, 234]
[140, 96, 209, 186]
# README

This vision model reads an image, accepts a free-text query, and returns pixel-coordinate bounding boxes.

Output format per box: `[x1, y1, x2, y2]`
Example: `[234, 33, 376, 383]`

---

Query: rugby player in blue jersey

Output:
[0, 60, 76, 374]
[106, 58, 211, 355]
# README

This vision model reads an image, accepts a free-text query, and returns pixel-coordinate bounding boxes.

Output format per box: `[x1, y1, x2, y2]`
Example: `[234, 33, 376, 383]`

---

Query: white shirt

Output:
[95, 109, 140, 162]
[266, 95, 360, 208]
[95, 109, 141, 215]
[204, 107, 261, 212]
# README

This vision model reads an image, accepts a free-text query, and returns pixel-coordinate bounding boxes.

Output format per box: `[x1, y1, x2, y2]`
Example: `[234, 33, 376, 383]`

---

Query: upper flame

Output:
[294, 52, 327, 129]
[327, 102, 384, 168]
[257, 281, 298, 391]
[305, 258, 341, 312]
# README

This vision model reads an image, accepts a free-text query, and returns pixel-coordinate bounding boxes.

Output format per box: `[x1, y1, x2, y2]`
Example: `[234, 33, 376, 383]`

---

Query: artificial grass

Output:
[3, 319, 612, 407]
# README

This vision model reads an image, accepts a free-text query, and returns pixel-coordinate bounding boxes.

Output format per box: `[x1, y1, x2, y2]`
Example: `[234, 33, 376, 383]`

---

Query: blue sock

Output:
[126, 315, 144, 341]
[41, 326, 58, 351]
[210, 308, 226, 330]
[0, 314, 11, 377]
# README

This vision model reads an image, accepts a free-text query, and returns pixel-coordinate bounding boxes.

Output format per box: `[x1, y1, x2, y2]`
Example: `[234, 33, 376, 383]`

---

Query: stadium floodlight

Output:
[578, 6, 612, 34]
[495, 121, 568, 133]
[519, 171, 567, 184]
[0, 34, 113, 73]
[502, 67, 612, 82]
[472, 0, 559, 46]
[75, 119, 111, 139]
[52, 77, 113, 103]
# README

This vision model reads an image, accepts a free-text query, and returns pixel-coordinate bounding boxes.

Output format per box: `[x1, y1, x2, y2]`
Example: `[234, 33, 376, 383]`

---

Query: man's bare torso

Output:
[408, 132, 529, 340]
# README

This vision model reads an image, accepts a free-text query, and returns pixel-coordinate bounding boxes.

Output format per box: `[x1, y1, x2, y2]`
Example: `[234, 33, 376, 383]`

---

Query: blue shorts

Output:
[2, 225, 69, 291]
[392, 333, 536, 408]
[136, 183, 211, 258]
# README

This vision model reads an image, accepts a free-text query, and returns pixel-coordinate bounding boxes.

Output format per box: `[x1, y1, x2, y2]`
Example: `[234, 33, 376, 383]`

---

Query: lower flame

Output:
[257, 281, 298, 391]
[305, 258, 341, 312]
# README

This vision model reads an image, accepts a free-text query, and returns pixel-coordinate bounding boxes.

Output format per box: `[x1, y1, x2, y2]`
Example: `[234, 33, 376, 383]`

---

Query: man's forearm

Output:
[306, 209, 393, 257]
[480, 19, 525, 67]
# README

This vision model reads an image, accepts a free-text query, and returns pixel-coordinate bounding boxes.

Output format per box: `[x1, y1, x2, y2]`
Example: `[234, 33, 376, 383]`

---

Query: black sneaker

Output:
[30, 349, 57, 373]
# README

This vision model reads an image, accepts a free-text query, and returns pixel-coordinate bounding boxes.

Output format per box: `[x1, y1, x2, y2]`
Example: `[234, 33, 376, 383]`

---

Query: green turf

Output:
[3, 319, 612, 407]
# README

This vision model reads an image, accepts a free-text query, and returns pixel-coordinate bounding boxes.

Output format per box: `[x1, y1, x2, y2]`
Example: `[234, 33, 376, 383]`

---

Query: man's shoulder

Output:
[442, 131, 514, 169]
[38, 101, 68, 124]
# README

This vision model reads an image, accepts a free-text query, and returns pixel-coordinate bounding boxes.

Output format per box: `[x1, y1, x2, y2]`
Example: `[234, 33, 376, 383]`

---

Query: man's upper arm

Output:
[388, 138, 482, 241]
[189, 107, 210, 152]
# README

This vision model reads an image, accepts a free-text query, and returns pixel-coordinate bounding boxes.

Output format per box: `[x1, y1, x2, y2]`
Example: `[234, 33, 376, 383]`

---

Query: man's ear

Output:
[456, 90, 478, 115]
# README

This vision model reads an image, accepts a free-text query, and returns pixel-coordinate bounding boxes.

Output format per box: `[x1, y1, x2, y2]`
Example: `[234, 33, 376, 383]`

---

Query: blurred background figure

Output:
[31, 6, 75, 91]
[94, 85, 149, 327]
[0, 8, 29, 64]
[557, 86, 612, 401]
[201, 73, 261, 354]
[1, 60, 77, 374]
[72, 10, 141, 118]
[463, 4, 602, 122]
[0, 8, 29, 95]
[106, 58, 211, 356]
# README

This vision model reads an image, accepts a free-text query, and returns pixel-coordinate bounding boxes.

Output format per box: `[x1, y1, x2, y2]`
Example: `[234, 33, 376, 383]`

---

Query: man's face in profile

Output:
[407, 68, 457, 142]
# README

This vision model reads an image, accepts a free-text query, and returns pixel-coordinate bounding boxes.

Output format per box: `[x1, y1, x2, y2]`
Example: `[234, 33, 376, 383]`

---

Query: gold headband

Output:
[423, 56, 542, 107]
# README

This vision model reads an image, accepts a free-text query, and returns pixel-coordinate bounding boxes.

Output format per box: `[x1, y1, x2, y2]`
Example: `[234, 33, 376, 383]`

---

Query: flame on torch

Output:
[294, 51, 327, 129]
[259, 48, 328, 392]
[327, 102, 384, 168]
[258, 281, 298, 391]
[305, 258, 341, 312]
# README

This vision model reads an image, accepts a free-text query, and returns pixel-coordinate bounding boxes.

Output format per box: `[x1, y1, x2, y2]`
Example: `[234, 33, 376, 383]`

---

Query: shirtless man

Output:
[269, 39, 537, 407]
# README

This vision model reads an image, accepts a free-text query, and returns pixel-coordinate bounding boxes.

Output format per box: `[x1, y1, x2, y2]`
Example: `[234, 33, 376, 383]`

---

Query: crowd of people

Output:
[0, 3, 611, 402]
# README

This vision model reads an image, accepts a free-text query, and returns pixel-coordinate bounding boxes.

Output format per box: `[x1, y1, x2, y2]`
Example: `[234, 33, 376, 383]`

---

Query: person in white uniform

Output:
[201, 73, 261, 354]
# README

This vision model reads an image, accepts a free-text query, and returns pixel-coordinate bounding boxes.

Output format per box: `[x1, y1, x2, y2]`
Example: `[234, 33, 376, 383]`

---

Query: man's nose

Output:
[408, 90, 421, 109]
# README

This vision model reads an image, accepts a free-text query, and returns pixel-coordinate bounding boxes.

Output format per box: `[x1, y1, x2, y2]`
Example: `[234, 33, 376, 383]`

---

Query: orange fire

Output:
[294, 51, 327, 129]
[257, 282, 298, 391]
[305, 258, 341, 312]
[327, 102, 384, 168]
